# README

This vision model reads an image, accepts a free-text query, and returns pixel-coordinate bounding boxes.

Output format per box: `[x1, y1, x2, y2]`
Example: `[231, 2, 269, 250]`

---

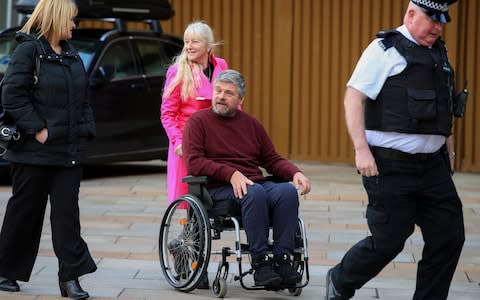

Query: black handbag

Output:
[0, 42, 41, 156]
[0, 79, 22, 155]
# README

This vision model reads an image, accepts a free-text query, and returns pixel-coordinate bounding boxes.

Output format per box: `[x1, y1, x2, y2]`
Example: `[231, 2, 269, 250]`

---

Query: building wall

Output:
[453, 0, 480, 172]
[3, 0, 479, 171]
[159, 0, 480, 172]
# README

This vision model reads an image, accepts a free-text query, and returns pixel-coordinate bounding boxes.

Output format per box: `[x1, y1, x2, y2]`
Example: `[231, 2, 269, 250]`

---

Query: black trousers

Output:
[0, 163, 97, 282]
[331, 150, 465, 300]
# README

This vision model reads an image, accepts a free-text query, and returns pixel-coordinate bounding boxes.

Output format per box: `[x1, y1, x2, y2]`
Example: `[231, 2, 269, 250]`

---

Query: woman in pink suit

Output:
[161, 21, 228, 205]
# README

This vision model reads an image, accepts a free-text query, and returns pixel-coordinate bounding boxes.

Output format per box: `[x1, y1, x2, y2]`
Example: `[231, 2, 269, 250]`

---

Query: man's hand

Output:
[293, 172, 311, 195]
[35, 128, 48, 144]
[230, 170, 254, 199]
[355, 147, 379, 177]
[343, 87, 378, 177]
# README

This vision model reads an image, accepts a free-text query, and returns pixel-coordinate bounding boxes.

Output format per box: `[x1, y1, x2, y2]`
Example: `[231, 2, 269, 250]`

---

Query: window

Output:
[0, 37, 17, 74]
[70, 39, 97, 69]
[137, 39, 176, 76]
[99, 40, 138, 79]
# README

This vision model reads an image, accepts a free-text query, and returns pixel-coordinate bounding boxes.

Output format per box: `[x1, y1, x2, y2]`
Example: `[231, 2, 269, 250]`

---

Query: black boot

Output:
[59, 278, 89, 299]
[274, 253, 302, 285]
[325, 268, 352, 300]
[252, 254, 282, 288]
[0, 275, 20, 292]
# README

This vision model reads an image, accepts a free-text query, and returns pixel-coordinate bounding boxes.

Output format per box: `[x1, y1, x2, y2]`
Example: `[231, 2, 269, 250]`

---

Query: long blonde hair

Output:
[163, 21, 221, 101]
[20, 0, 77, 43]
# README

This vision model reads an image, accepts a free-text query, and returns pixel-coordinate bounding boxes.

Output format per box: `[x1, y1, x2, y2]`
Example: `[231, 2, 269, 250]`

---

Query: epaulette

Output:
[376, 29, 399, 51]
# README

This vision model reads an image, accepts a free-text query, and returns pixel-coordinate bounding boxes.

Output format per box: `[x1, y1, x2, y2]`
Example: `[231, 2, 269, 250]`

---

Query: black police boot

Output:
[0, 275, 20, 292]
[325, 268, 351, 300]
[274, 253, 302, 285]
[252, 254, 282, 288]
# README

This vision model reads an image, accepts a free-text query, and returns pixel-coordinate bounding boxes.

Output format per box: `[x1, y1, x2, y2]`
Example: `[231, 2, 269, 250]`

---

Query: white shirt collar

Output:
[397, 24, 419, 45]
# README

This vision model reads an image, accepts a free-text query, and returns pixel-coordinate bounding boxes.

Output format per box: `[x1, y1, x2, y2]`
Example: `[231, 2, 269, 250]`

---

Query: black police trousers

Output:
[331, 149, 465, 300]
[0, 163, 97, 282]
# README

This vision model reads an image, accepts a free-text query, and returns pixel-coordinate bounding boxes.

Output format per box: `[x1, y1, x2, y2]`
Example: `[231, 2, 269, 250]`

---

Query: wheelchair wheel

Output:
[159, 195, 211, 292]
[212, 277, 227, 298]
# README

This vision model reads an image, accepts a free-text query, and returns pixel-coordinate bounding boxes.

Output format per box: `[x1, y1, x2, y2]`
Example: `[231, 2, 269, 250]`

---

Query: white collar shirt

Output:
[346, 25, 445, 154]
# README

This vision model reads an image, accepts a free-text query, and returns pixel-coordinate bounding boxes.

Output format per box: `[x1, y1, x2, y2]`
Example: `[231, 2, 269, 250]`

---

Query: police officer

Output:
[326, 1, 465, 299]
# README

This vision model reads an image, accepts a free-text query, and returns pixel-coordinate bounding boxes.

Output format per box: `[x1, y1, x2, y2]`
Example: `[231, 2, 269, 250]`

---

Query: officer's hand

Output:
[355, 148, 379, 177]
[230, 171, 254, 199]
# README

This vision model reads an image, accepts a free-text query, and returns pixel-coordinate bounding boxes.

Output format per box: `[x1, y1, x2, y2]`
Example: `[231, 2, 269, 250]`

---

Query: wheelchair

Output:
[159, 176, 310, 298]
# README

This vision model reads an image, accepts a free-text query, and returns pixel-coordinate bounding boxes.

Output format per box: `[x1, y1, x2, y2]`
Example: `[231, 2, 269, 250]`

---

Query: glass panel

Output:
[69, 39, 97, 69]
[136, 39, 176, 76]
[98, 40, 138, 79]
[0, 36, 18, 74]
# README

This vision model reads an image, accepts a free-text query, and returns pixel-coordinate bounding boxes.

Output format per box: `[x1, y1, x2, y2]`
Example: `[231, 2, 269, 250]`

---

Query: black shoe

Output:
[59, 279, 89, 299]
[274, 253, 302, 285]
[325, 268, 350, 300]
[252, 254, 282, 288]
[168, 238, 188, 278]
[0, 275, 20, 292]
[196, 272, 209, 289]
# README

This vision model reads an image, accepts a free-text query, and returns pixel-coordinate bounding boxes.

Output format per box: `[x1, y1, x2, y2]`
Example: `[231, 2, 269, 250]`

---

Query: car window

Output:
[99, 40, 138, 79]
[136, 39, 175, 76]
[0, 33, 97, 73]
[69, 39, 96, 69]
[0, 36, 17, 74]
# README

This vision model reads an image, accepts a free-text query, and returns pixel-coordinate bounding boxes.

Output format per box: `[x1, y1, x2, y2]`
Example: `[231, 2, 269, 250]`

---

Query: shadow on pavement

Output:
[83, 162, 167, 179]
[0, 161, 167, 186]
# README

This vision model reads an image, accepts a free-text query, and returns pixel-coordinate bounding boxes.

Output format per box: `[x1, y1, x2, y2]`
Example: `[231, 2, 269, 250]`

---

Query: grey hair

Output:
[214, 69, 246, 97]
[184, 20, 220, 52]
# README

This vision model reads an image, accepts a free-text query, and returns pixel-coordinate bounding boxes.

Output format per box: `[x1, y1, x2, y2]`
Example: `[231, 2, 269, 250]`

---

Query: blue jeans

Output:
[208, 181, 299, 260]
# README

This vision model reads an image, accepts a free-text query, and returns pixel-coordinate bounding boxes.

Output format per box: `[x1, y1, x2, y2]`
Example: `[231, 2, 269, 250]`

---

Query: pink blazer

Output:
[160, 55, 228, 203]
[160, 55, 229, 150]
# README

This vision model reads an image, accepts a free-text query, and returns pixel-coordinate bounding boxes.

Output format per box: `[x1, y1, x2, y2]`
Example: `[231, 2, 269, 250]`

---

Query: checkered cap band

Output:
[412, 0, 448, 12]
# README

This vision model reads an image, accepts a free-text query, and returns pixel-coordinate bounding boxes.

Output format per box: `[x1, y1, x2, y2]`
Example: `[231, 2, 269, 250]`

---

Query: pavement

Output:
[0, 160, 479, 300]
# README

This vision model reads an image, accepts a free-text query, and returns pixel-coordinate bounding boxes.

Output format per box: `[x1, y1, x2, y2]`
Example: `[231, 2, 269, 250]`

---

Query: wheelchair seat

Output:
[158, 175, 310, 297]
[206, 198, 242, 218]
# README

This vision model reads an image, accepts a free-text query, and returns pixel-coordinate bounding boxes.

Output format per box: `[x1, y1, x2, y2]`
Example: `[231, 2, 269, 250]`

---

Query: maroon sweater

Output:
[183, 108, 301, 186]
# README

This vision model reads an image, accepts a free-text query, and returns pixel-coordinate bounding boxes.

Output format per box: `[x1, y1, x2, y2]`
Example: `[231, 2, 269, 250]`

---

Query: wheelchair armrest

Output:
[182, 175, 209, 184]
[182, 175, 213, 209]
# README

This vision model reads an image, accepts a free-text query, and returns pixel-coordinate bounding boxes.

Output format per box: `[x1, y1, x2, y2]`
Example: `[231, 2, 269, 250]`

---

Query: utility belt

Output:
[370, 146, 441, 162]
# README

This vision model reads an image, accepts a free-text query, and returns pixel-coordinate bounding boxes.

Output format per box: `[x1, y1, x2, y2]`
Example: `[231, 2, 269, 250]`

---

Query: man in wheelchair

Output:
[182, 69, 311, 289]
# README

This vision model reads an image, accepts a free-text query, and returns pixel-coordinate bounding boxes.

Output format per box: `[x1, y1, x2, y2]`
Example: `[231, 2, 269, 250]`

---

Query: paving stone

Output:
[0, 161, 479, 299]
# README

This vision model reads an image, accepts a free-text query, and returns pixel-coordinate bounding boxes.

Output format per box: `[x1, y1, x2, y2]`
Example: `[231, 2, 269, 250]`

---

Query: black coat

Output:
[1, 32, 96, 166]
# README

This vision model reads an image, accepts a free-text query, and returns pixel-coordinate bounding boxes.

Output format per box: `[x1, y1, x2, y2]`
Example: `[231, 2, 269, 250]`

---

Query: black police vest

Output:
[365, 30, 453, 136]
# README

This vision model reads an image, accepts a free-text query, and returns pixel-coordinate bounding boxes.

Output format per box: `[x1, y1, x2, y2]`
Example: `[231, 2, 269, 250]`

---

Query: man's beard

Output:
[212, 103, 236, 117]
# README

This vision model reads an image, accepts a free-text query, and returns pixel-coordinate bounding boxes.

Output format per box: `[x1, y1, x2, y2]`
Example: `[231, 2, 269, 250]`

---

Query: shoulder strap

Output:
[376, 29, 400, 51]
[33, 56, 40, 85]
[30, 38, 45, 85]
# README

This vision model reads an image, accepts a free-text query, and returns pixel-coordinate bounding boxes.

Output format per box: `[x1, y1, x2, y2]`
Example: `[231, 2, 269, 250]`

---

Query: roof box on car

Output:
[16, 0, 175, 20]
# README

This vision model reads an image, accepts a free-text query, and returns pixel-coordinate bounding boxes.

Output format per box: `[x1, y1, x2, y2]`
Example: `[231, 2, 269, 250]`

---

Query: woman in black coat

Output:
[0, 0, 96, 298]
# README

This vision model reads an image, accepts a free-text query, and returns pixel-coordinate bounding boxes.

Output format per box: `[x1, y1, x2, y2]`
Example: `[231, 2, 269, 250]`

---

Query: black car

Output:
[0, 0, 182, 165]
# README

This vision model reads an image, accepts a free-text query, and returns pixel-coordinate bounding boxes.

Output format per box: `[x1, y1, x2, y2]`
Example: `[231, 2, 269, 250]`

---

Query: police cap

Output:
[411, 0, 458, 23]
